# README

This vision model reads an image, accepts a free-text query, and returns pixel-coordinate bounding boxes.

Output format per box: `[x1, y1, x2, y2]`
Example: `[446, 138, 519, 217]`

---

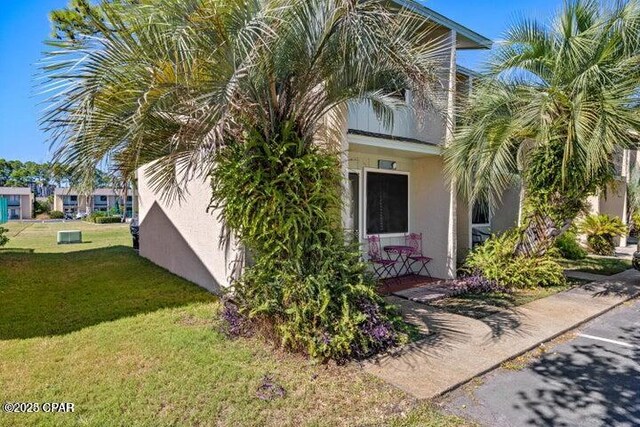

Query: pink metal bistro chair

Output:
[366, 235, 398, 280]
[405, 233, 432, 277]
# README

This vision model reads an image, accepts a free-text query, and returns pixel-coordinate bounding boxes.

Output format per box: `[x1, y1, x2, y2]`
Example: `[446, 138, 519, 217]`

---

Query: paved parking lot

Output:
[443, 298, 640, 427]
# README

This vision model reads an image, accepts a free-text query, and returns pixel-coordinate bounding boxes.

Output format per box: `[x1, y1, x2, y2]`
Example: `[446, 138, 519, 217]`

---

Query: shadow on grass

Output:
[0, 246, 216, 340]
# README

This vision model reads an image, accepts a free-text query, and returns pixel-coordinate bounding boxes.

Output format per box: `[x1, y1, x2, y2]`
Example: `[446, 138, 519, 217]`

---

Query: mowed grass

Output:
[2, 220, 131, 253]
[560, 256, 632, 276]
[0, 222, 463, 426]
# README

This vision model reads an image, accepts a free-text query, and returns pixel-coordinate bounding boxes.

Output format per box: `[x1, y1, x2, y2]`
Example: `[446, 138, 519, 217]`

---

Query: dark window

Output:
[100, 195, 107, 202]
[70, 195, 77, 202]
[472, 200, 490, 225]
[127, 196, 132, 201]
[366, 172, 408, 235]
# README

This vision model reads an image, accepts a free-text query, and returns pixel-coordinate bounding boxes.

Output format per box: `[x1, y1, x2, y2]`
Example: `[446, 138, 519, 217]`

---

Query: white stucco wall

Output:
[137, 167, 239, 293]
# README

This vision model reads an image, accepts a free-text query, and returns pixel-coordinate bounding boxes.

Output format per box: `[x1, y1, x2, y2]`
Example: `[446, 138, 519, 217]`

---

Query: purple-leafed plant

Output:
[450, 271, 511, 297]
[256, 375, 286, 400]
[221, 295, 249, 338]
[350, 298, 400, 360]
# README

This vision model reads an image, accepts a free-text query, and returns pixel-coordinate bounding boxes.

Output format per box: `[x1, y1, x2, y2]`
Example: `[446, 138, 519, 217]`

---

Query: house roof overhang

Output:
[0, 187, 32, 195]
[457, 64, 482, 78]
[389, 0, 493, 50]
[347, 129, 442, 158]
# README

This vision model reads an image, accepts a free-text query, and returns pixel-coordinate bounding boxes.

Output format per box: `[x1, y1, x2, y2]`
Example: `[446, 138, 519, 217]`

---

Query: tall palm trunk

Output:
[515, 213, 572, 256]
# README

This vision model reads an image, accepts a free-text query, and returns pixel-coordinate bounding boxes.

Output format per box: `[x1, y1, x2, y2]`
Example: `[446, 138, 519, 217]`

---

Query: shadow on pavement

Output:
[515, 326, 640, 426]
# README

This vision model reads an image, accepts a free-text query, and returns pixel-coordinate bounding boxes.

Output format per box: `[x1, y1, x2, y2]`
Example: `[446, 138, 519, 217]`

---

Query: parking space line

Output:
[577, 333, 637, 349]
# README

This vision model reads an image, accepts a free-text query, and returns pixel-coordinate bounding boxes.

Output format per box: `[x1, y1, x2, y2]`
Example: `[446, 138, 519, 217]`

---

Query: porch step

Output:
[392, 282, 457, 303]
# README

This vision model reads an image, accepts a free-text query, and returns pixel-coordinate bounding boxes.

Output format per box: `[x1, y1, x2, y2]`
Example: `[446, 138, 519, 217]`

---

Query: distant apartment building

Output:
[0, 187, 34, 220]
[53, 188, 136, 217]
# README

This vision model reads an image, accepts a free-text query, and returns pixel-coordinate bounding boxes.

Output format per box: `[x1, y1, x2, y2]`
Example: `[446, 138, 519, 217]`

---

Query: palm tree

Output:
[42, 0, 446, 199]
[40, 0, 448, 359]
[445, 0, 640, 256]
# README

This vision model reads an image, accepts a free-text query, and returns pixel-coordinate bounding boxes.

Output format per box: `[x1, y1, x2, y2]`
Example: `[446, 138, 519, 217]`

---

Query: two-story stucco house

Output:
[0, 187, 34, 220]
[134, 2, 515, 294]
[53, 188, 136, 217]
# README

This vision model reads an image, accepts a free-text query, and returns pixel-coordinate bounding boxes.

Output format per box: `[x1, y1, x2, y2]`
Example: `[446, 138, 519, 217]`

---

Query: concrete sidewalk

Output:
[365, 269, 640, 399]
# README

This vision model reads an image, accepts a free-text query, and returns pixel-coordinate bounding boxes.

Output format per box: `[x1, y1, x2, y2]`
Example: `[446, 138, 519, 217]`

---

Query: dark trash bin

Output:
[130, 218, 140, 252]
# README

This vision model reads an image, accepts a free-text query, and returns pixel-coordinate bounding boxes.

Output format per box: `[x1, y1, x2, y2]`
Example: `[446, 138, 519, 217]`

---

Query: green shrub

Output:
[464, 231, 566, 289]
[578, 214, 627, 256]
[49, 210, 64, 219]
[0, 227, 8, 247]
[554, 230, 587, 260]
[34, 200, 51, 215]
[94, 215, 121, 224]
[630, 212, 640, 236]
[211, 124, 407, 361]
[84, 211, 107, 223]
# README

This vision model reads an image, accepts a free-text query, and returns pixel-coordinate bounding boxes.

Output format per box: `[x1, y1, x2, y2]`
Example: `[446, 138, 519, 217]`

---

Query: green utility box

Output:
[0, 197, 7, 224]
[57, 230, 83, 244]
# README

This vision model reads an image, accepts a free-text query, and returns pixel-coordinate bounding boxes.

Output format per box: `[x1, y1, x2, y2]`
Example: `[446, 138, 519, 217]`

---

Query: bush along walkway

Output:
[365, 269, 640, 399]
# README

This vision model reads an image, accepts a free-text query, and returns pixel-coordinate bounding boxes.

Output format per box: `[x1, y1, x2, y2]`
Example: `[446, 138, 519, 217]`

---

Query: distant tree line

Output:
[0, 159, 111, 196]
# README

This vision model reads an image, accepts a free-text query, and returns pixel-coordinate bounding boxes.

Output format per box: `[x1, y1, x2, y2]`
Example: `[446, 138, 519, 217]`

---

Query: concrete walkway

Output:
[365, 269, 640, 399]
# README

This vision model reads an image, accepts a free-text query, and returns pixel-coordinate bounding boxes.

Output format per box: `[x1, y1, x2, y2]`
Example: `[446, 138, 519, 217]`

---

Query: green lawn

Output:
[560, 256, 632, 276]
[2, 220, 131, 253]
[0, 221, 462, 427]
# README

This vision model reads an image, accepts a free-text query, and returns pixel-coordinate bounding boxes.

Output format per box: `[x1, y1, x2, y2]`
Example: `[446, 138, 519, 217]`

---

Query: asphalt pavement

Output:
[443, 298, 640, 427]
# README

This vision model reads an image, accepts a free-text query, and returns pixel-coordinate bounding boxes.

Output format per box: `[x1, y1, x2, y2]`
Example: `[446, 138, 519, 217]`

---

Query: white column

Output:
[445, 30, 458, 279]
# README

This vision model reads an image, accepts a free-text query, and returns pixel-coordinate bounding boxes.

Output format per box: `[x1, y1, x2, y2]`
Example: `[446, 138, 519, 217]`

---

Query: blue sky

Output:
[0, 0, 560, 162]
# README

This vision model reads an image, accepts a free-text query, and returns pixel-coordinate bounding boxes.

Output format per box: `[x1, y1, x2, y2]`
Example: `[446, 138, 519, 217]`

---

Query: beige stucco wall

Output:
[411, 156, 455, 279]
[348, 149, 455, 279]
[20, 194, 33, 219]
[491, 184, 522, 234]
[577, 180, 628, 247]
[137, 166, 239, 293]
[455, 183, 521, 264]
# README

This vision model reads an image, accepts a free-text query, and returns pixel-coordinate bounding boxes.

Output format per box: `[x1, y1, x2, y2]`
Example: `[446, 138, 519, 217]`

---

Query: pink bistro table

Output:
[383, 245, 415, 277]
